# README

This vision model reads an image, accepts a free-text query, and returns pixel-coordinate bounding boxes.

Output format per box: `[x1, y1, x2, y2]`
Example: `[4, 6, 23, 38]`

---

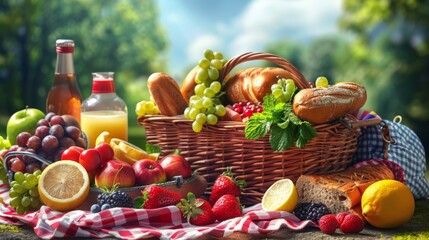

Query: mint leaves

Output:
[244, 94, 317, 151]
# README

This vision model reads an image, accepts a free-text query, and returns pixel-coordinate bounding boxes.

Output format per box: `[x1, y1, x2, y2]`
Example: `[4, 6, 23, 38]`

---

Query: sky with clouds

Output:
[157, 0, 342, 77]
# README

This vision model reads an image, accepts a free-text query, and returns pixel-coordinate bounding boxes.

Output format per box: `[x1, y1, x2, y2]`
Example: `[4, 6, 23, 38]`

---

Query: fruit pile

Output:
[1, 112, 86, 176]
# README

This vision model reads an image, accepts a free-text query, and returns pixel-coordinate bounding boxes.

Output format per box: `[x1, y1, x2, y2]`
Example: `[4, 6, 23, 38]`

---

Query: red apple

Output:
[79, 148, 102, 173]
[61, 146, 85, 162]
[95, 159, 136, 188]
[132, 159, 166, 186]
[158, 150, 192, 180]
[94, 142, 114, 167]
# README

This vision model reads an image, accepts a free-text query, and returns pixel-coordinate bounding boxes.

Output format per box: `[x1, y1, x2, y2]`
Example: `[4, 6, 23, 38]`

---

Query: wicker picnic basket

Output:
[138, 52, 367, 206]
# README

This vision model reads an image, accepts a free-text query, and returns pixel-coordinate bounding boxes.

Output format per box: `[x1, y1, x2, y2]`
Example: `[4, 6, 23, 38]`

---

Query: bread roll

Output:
[295, 164, 394, 216]
[147, 72, 187, 116]
[224, 67, 297, 103]
[293, 82, 367, 124]
[180, 66, 198, 104]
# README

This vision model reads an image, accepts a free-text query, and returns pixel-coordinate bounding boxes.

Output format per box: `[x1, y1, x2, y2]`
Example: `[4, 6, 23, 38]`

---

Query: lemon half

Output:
[261, 179, 298, 212]
[38, 160, 90, 212]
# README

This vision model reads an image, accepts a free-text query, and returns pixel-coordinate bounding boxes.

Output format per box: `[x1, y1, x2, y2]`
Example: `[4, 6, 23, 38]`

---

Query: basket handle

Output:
[219, 52, 311, 89]
[342, 118, 382, 129]
[3, 151, 53, 182]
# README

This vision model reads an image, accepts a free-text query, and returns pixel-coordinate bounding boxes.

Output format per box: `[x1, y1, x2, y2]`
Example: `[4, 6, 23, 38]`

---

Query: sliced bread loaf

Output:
[295, 164, 394, 215]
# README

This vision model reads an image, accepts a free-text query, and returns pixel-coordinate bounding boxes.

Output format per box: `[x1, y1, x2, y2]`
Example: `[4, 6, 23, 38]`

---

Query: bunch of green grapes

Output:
[184, 50, 227, 132]
[0, 157, 8, 184]
[135, 98, 160, 117]
[271, 77, 297, 103]
[0, 136, 11, 150]
[8, 170, 42, 214]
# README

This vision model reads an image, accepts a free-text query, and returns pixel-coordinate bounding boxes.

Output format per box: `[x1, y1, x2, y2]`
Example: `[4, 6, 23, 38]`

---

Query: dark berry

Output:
[294, 202, 331, 224]
[101, 203, 111, 211]
[97, 190, 133, 208]
[90, 204, 101, 213]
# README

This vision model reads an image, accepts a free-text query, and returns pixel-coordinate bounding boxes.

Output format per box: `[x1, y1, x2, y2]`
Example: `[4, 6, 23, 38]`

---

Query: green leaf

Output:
[134, 196, 145, 209]
[262, 94, 276, 111]
[145, 143, 161, 154]
[269, 125, 293, 151]
[244, 114, 271, 140]
[277, 119, 290, 129]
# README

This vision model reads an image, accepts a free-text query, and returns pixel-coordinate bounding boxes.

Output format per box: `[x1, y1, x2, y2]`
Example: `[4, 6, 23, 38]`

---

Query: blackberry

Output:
[294, 202, 331, 223]
[97, 190, 133, 208]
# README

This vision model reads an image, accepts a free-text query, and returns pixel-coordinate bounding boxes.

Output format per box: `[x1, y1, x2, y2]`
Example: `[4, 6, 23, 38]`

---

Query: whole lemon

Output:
[361, 179, 415, 228]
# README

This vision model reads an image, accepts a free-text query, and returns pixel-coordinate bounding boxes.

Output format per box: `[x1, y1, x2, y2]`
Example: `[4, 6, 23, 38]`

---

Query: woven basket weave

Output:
[139, 52, 365, 206]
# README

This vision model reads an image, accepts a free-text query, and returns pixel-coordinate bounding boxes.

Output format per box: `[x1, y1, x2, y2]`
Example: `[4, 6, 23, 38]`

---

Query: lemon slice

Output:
[110, 138, 159, 165]
[38, 160, 90, 212]
[261, 179, 298, 212]
[95, 131, 112, 146]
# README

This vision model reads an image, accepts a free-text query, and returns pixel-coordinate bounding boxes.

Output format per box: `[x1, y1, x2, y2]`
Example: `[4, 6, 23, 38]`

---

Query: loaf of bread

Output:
[224, 67, 299, 103]
[147, 72, 188, 116]
[295, 164, 394, 216]
[180, 66, 198, 104]
[293, 82, 367, 124]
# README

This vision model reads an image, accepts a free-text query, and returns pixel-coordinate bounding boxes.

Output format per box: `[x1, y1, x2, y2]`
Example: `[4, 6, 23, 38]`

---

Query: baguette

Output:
[224, 67, 298, 103]
[180, 66, 198, 104]
[295, 164, 394, 216]
[147, 72, 187, 116]
[293, 82, 367, 124]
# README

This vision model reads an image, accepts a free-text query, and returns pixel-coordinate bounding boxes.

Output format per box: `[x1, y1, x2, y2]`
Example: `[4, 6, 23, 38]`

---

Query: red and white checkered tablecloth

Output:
[0, 183, 316, 239]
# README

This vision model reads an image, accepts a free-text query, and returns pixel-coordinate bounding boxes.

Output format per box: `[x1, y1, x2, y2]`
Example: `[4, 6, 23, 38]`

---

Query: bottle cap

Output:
[92, 72, 115, 93]
[56, 39, 74, 53]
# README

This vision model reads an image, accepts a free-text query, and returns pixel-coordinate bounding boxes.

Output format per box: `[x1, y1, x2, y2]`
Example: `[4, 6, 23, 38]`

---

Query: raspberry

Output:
[318, 214, 339, 235]
[336, 212, 349, 225]
[294, 202, 331, 223]
[340, 214, 365, 233]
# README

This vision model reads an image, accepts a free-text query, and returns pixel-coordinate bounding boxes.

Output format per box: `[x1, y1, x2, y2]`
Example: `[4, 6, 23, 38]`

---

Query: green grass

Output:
[0, 224, 20, 233]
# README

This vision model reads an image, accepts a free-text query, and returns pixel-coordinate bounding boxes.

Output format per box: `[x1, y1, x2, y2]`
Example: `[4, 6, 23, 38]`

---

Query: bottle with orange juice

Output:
[81, 72, 128, 148]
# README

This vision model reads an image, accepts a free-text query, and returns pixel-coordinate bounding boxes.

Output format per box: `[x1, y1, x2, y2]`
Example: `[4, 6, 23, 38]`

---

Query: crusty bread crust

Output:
[180, 66, 198, 104]
[148, 72, 188, 116]
[296, 164, 394, 216]
[293, 82, 367, 124]
[224, 67, 297, 103]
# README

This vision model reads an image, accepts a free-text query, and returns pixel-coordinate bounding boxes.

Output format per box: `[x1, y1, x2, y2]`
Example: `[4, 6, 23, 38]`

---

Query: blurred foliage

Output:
[0, 0, 427, 158]
[266, 0, 429, 158]
[340, 0, 429, 157]
[0, 0, 167, 131]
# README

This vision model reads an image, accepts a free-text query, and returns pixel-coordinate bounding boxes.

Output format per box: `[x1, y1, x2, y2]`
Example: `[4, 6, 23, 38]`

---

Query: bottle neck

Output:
[55, 52, 75, 74]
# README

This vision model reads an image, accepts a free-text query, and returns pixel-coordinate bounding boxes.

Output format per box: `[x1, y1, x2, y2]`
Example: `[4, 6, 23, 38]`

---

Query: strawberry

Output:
[209, 167, 246, 205]
[336, 212, 349, 225]
[340, 213, 364, 233]
[211, 194, 242, 221]
[177, 192, 216, 226]
[318, 214, 339, 235]
[137, 185, 182, 209]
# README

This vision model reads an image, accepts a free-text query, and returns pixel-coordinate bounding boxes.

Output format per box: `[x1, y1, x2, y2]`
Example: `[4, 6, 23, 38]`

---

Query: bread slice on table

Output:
[295, 164, 394, 216]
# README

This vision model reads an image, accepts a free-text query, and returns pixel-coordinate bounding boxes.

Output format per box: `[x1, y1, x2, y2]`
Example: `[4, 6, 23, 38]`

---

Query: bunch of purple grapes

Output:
[3, 112, 86, 174]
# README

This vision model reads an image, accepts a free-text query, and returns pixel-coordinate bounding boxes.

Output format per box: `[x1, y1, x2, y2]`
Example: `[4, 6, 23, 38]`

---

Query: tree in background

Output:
[0, 0, 167, 120]
[340, 0, 429, 157]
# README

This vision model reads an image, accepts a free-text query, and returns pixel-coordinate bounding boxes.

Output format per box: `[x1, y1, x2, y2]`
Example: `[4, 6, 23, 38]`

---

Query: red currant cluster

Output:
[231, 102, 263, 120]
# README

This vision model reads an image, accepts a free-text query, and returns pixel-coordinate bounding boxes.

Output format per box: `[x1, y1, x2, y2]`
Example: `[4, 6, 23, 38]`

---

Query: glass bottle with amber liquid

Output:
[46, 39, 82, 122]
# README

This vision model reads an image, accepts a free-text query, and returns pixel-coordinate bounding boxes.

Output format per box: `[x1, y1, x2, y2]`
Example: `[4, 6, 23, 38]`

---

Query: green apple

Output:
[7, 108, 46, 145]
